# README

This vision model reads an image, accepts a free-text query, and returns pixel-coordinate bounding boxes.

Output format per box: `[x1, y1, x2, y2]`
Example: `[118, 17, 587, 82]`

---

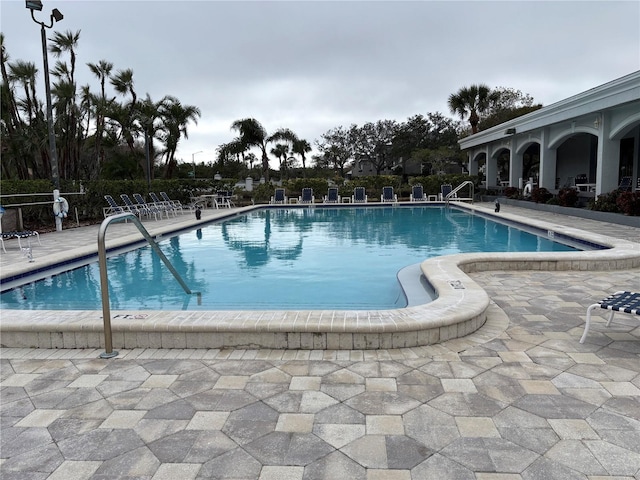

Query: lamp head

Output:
[25, 0, 43, 11]
[505, 128, 516, 135]
[52, 8, 63, 21]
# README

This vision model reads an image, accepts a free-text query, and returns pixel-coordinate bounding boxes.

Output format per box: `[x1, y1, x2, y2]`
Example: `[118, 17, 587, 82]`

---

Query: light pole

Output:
[192, 151, 203, 179]
[26, 0, 64, 231]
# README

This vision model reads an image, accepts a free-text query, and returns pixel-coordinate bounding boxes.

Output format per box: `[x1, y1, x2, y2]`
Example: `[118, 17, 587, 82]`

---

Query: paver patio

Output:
[1, 204, 638, 479]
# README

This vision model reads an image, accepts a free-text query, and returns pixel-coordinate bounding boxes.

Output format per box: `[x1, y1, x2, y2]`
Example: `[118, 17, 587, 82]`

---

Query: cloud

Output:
[2, 0, 638, 166]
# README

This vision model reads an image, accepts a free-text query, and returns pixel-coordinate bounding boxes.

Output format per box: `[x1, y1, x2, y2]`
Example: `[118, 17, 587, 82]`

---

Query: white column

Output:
[467, 151, 478, 175]
[509, 142, 523, 189]
[596, 112, 619, 195]
[486, 153, 498, 188]
[539, 128, 557, 190]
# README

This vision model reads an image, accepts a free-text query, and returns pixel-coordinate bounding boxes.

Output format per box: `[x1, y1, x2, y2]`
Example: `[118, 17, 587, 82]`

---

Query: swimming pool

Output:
[0, 206, 580, 311]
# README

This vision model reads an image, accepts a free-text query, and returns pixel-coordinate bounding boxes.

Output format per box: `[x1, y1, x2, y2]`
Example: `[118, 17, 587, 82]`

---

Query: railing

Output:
[0, 191, 85, 229]
[98, 212, 201, 358]
[446, 181, 475, 204]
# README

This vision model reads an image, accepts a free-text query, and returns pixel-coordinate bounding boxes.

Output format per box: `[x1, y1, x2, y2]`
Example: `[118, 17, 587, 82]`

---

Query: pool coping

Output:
[1, 202, 639, 350]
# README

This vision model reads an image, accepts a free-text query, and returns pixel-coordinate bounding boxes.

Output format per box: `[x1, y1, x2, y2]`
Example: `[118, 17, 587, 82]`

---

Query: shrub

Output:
[531, 187, 553, 204]
[504, 187, 519, 199]
[590, 191, 620, 213]
[284, 178, 330, 199]
[616, 191, 640, 216]
[557, 187, 579, 207]
[251, 183, 276, 204]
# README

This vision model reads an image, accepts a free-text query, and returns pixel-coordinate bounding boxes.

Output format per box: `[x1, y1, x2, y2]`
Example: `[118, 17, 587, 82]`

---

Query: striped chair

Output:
[580, 291, 640, 343]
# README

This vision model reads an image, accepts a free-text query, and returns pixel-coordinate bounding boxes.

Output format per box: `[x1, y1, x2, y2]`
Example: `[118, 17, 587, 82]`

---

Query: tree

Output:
[1, 32, 203, 183]
[349, 120, 398, 175]
[158, 96, 201, 178]
[270, 143, 289, 178]
[87, 59, 114, 176]
[478, 87, 542, 130]
[230, 118, 275, 180]
[316, 126, 353, 176]
[109, 68, 137, 150]
[292, 138, 312, 171]
[135, 94, 167, 182]
[448, 84, 496, 134]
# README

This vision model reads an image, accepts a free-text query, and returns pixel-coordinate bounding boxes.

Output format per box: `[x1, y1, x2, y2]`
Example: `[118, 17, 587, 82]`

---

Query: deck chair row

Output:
[270, 185, 445, 204]
[103, 192, 185, 219]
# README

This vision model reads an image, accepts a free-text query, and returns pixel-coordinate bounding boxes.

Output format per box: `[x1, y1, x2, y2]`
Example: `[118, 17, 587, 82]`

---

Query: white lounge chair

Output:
[410, 184, 427, 202]
[352, 187, 367, 203]
[299, 188, 314, 204]
[324, 187, 339, 203]
[160, 192, 187, 213]
[270, 188, 287, 204]
[132, 193, 163, 220]
[439, 184, 456, 201]
[381, 186, 397, 203]
[103, 195, 127, 218]
[150, 192, 178, 217]
[580, 291, 640, 343]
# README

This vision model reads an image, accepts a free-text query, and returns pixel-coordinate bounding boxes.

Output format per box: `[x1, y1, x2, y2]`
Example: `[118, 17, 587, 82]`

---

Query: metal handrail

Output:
[446, 180, 475, 204]
[97, 212, 201, 358]
[0, 191, 84, 208]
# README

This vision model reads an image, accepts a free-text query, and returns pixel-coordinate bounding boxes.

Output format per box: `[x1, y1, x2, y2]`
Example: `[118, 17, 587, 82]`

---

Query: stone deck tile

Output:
[1, 206, 640, 478]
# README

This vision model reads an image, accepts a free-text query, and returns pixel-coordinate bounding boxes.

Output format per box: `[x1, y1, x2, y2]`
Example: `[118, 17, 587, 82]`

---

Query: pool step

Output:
[397, 263, 437, 307]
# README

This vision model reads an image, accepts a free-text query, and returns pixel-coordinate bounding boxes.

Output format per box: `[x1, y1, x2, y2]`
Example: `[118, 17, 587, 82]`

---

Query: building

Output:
[459, 71, 640, 196]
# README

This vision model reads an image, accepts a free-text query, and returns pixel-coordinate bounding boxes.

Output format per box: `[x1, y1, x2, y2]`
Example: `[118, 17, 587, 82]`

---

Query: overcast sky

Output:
[2, 0, 639, 168]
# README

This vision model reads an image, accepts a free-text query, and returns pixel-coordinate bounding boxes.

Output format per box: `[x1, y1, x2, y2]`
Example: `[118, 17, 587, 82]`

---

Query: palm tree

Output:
[158, 96, 201, 178]
[49, 30, 80, 84]
[136, 94, 166, 181]
[87, 59, 114, 171]
[245, 152, 258, 170]
[109, 68, 137, 150]
[270, 143, 289, 176]
[292, 138, 312, 171]
[230, 118, 271, 180]
[448, 84, 496, 134]
[7, 59, 47, 178]
[49, 30, 82, 179]
[217, 138, 246, 165]
[8, 60, 40, 123]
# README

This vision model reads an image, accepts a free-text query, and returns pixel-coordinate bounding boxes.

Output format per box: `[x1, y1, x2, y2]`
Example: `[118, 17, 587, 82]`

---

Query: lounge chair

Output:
[324, 187, 339, 203]
[270, 188, 287, 204]
[119, 194, 147, 219]
[103, 194, 127, 218]
[618, 176, 633, 192]
[299, 188, 315, 204]
[381, 186, 397, 203]
[439, 184, 456, 201]
[574, 173, 588, 186]
[0, 229, 41, 252]
[11, 230, 41, 250]
[132, 193, 163, 220]
[0, 204, 40, 252]
[150, 192, 178, 217]
[216, 191, 232, 208]
[160, 192, 187, 213]
[410, 184, 427, 202]
[580, 291, 640, 343]
[352, 187, 367, 203]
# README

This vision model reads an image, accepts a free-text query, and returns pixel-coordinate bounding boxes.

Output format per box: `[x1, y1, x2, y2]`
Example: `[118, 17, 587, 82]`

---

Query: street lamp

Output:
[192, 151, 203, 178]
[26, 0, 64, 231]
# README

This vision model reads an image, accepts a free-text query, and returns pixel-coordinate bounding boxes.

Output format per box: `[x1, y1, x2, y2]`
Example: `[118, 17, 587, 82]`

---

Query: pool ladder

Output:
[445, 180, 474, 204]
[97, 212, 201, 358]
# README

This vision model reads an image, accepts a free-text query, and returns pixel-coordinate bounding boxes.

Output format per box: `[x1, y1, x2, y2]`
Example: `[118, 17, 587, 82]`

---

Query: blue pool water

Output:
[1, 206, 580, 310]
